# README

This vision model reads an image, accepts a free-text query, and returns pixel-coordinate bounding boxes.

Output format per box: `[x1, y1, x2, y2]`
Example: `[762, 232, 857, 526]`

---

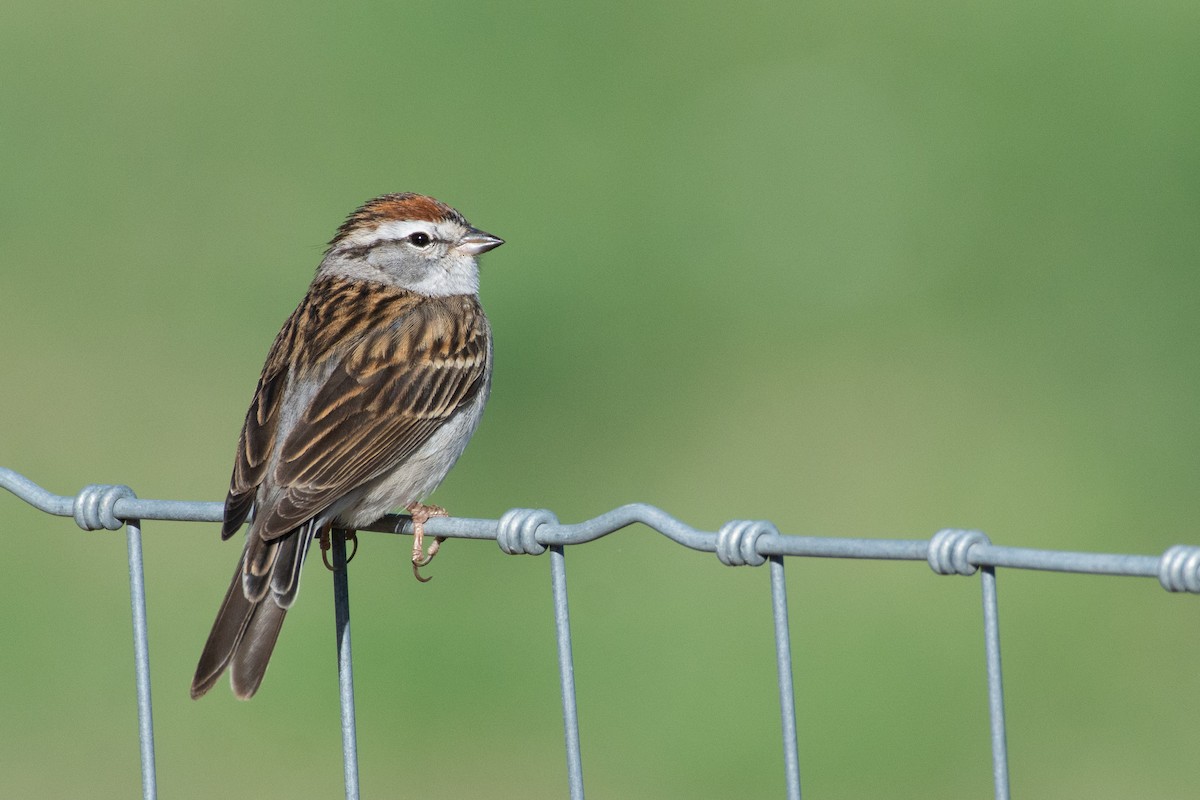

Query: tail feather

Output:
[229, 601, 288, 700]
[191, 523, 321, 700]
[190, 553, 256, 699]
[271, 518, 317, 605]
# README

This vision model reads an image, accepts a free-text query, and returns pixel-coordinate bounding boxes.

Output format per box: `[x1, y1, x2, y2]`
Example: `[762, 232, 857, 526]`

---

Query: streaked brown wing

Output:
[221, 307, 305, 539]
[223, 277, 434, 538]
[253, 293, 489, 541]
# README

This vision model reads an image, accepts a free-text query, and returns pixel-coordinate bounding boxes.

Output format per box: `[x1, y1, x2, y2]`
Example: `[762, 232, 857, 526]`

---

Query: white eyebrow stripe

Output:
[339, 219, 464, 250]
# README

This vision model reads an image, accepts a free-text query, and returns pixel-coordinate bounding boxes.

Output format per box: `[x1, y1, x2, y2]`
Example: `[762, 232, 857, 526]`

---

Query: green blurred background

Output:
[2, 1, 1198, 797]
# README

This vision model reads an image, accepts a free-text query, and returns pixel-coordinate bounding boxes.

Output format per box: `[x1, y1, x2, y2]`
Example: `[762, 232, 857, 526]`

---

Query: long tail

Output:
[190, 522, 319, 699]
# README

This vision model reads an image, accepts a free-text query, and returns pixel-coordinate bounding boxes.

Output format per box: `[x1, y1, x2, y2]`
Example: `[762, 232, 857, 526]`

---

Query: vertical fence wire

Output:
[550, 544, 586, 800]
[769, 555, 801, 800]
[124, 518, 158, 800]
[332, 533, 361, 800]
[980, 566, 1010, 800]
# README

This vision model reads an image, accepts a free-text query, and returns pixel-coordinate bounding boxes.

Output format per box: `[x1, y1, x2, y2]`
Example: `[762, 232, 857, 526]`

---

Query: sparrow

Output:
[190, 193, 502, 700]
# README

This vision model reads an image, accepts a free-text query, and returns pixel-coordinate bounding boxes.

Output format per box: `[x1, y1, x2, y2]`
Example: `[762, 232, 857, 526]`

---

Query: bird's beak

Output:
[458, 228, 505, 256]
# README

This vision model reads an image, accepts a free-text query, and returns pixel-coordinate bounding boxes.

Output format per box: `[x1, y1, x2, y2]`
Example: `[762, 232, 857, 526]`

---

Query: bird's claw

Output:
[320, 528, 358, 571]
[407, 503, 448, 582]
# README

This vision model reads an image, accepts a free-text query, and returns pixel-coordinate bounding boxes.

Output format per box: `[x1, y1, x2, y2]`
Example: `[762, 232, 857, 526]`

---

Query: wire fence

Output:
[3, 465, 1199, 800]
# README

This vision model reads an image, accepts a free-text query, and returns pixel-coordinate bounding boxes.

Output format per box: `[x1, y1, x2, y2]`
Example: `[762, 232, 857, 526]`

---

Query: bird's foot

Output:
[319, 528, 358, 571]
[407, 502, 448, 583]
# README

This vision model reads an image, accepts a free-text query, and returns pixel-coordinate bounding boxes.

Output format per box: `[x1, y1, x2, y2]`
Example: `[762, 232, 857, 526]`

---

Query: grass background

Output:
[2, 1, 1199, 797]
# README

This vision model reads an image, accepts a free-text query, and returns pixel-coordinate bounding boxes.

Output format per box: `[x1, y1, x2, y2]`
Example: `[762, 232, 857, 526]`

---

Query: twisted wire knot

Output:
[1158, 545, 1200, 593]
[496, 508, 556, 556]
[716, 519, 775, 567]
[928, 528, 989, 575]
[73, 483, 136, 531]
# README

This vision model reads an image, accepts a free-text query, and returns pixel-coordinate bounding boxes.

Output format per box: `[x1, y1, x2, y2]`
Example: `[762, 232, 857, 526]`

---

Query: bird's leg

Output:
[406, 502, 448, 583]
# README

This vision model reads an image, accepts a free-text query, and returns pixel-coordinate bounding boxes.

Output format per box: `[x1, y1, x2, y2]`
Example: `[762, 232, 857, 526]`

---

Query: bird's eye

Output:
[407, 232, 432, 247]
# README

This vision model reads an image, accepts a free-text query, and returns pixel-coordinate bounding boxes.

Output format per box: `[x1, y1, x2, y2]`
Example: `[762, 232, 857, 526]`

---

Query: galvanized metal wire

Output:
[3, 466, 1200, 800]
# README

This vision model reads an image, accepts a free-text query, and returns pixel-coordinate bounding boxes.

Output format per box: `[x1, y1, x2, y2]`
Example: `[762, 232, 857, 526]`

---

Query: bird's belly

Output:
[331, 390, 488, 530]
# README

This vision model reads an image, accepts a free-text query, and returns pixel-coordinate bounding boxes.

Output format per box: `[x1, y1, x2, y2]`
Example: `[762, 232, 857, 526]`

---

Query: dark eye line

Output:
[337, 234, 438, 259]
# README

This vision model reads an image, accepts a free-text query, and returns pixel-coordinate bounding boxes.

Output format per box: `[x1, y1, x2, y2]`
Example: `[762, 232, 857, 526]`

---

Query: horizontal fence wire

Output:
[4, 466, 1200, 800]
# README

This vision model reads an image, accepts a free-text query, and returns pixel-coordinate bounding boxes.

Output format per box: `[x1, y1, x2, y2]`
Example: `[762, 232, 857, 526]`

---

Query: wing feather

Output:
[248, 285, 489, 541]
[221, 308, 303, 539]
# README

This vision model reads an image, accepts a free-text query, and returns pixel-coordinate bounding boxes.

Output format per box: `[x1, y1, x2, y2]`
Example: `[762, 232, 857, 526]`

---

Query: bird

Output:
[190, 193, 503, 700]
